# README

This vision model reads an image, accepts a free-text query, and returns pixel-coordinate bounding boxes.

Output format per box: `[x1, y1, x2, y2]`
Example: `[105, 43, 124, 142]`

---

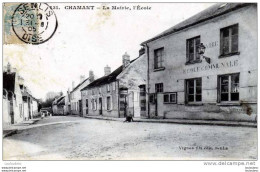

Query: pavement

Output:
[83, 115, 257, 128]
[3, 118, 41, 138]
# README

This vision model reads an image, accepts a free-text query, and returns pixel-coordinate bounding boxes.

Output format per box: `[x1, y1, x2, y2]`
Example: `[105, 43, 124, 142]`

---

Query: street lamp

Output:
[198, 43, 211, 64]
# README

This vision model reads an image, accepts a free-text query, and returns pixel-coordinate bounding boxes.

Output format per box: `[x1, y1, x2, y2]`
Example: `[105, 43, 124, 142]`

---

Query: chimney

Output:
[72, 81, 75, 90]
[89, 70, 94, 82]
[80, 75, 85, 83]
[7, 62, 11, 73]
[104, 65, 111, 76]
[122, 52, 130, 69]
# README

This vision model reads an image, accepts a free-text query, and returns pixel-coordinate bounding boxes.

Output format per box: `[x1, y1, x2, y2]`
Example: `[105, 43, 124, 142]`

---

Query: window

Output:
[113, 82, 116, 90]
[107, 84, 110, 92]
[186, 78, 202, 103]
[186, 36, 201, 63]
[220, 24, 238, 56]
[91, 99, 97, 110]
[107, 96, 111, 110]
[149, 93, 155, 104]
[154, 48, 164, 69]
[155, 83, 163, 93]
[140, 100, 146, 111]
[139, 85, 146, 96]
[99, 87, 102, 94]
[164, 93, 177, 104]
[219, 73, 239, 102]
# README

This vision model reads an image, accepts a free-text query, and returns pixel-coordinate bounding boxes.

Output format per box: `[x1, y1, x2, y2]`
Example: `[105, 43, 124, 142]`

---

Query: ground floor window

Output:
[186, 78, 202, 103]
[107, 96, 111, 110]
[219, 73, 239, 102]
[149, 93, 155, 104]
[164, 93, 177, 104]
[91, 99, 97, 110]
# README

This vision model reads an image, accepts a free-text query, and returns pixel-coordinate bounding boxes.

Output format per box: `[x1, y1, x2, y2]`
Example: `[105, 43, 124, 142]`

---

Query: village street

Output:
[3, 116, 257, 160]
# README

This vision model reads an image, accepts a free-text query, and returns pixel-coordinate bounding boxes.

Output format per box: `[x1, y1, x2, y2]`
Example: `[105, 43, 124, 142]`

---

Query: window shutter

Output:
[184, 80, 188, 104]
[217, 76, 220, 103]
[186, 40, 189, 62]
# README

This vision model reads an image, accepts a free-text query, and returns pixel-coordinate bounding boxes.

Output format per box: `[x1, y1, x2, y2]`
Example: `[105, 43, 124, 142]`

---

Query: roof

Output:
[3, 72, 16, 93]
[70, 77, 89, 93]
[52, 96, 65, 105]
[57, 97, 65, 106]
[81, 57, 139, 91]
[141, 3, 254, 45]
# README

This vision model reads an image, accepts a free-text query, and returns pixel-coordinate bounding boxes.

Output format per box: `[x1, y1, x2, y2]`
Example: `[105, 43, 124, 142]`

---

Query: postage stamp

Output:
[10, 3, 58, 44]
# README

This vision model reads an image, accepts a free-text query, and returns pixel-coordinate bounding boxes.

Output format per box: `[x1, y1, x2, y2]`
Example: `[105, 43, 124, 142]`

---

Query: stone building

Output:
[52, 96, 65, 115]
[70, 71, 95, 116]
[81, 51, 147, 118]
[141, 3, 257, 121]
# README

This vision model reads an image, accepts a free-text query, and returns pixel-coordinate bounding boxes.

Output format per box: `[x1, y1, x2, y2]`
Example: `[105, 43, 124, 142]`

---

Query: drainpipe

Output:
[145, 44, 150, 119]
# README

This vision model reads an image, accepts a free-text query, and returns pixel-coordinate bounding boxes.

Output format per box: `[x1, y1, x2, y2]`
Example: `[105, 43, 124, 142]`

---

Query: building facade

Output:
[141, 3, 257, 121]
[3, 63, 39, 127]
[70, 71, 94, 116]
[81, 52, 147, 118]
[52, 96, 65, 115]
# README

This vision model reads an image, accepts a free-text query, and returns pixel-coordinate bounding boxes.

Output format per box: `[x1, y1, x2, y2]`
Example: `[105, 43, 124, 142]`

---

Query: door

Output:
[79, 100, 82, 116]
[127, 92, 134, 117]
[85, 99, 88, 115]
[10, 100, 14, 124]
[99, 98, 102, 115]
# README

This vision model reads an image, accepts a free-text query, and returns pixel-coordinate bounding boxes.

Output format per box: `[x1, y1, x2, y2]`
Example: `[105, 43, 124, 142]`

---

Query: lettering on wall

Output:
[204, 41, 219, 48]
[183, 60, 238, 74]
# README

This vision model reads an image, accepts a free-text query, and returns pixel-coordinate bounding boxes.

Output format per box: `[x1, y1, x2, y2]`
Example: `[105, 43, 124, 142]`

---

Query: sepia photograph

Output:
[1, 1, 258, 170]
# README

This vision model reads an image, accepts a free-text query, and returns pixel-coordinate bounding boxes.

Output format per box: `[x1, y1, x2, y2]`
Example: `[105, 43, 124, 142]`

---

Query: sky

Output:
[3, 3, 215, 100]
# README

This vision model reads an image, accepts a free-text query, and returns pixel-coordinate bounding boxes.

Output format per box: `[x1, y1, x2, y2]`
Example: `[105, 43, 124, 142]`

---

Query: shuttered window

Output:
[220, 24, 239, 56]
[186, 78, 202, 103]
[186, 36, 200, 63]
[154, 48, 164, 69]
[219, 73, 239, 102]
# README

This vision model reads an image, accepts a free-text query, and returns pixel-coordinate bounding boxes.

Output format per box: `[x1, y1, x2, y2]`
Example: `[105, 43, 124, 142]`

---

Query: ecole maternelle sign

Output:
[183, 59, 239, 74]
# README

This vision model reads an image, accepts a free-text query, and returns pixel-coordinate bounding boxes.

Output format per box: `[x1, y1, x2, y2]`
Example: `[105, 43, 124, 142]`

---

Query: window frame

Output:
[185, 78, 202, 103]
[154, 47, 164, 70]
[219, 24, 239, 57]
[106, 96, 112, 111]
[163, 92, 177, 104]
[218, 73, 240, 103]
[149, 93, 155, 104]
[186, 36, 201, 64]
[107, 84, 110, 92]
[155, 83, 164, 93]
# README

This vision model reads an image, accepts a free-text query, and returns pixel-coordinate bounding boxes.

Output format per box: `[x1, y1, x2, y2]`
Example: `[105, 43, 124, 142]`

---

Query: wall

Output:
[82, 81, 119, 118]
[117, 54, 147, 117]
[70, 79, 91, 115]
[32, 100, 39, 117]
[3, 98, 10, 127]
[146, 5, 257, 121]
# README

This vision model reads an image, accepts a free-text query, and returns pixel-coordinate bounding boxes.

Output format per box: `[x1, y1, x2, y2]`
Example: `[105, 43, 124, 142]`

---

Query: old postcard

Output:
[2, 2, 258, 167]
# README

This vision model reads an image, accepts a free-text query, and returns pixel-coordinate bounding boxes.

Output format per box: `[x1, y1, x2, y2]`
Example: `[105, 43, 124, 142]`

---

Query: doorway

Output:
[85, 99, 88, 115]
[99, 98, 102, 115]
